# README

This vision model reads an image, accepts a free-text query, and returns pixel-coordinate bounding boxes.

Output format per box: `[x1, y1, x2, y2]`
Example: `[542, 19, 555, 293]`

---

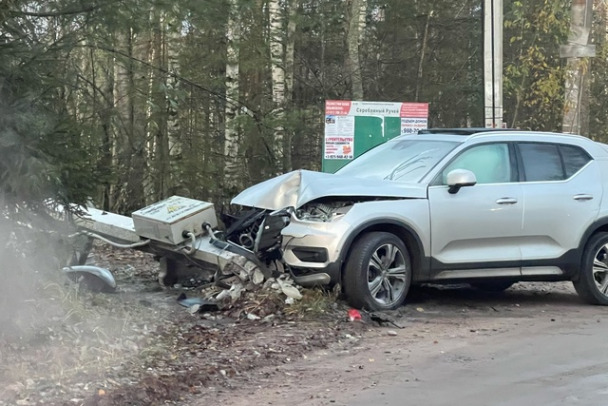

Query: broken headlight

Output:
[295, 201, 353, 222]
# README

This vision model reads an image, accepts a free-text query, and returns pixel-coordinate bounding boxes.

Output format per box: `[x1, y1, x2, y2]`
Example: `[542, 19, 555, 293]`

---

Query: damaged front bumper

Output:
[279, 216, 352, 286]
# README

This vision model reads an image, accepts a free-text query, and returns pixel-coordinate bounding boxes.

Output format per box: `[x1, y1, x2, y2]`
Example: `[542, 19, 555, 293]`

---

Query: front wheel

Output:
[573, 232, 608, 305]
[343, 232, 412, 310]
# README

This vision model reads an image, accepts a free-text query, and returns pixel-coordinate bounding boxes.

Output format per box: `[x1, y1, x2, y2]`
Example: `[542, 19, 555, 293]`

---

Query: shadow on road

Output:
[401, 281, 584, 317]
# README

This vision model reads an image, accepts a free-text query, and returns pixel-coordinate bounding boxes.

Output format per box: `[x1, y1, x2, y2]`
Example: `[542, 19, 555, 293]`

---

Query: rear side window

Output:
[518, 143, 591, 181]
[561, 145, 592, 177]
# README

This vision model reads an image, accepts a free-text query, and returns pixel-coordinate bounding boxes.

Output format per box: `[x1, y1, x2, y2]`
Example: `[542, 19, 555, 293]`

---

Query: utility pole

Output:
[483, 0, 503, 128]
[560, 0, 595, 135]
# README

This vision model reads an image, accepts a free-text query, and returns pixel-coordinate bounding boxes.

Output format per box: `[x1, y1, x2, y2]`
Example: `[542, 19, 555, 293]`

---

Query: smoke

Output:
[0, 79, 78, 340]
[0, 204, 73, 341]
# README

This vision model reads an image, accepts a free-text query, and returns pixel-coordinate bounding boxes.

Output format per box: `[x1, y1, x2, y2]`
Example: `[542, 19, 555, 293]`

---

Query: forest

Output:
[1, 0, 607, 214]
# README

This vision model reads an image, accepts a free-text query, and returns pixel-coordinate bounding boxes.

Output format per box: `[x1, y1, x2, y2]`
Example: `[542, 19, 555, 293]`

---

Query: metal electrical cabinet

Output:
[132, 196, 218, 245]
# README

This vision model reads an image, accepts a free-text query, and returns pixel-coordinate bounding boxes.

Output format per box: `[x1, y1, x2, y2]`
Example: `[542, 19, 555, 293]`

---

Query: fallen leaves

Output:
[0, 244, 361, 406]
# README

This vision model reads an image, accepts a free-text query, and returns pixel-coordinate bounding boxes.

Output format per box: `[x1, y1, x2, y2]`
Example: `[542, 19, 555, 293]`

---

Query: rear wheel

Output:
[573, 232, 608, 305]
[343, 232, 411, 310]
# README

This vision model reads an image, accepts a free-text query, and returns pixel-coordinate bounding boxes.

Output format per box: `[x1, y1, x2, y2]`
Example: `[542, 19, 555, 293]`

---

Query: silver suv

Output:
[231, 129, 608, 310]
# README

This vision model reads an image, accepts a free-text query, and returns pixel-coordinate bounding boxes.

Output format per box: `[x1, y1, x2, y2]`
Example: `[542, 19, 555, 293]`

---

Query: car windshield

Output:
[335, 138, 459, 182]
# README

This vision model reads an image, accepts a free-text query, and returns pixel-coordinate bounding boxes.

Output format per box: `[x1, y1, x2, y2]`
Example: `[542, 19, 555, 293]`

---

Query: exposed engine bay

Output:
[222, 199, 358, 259]
[295, 199, 355, 222]
[221, 207, 291, 263]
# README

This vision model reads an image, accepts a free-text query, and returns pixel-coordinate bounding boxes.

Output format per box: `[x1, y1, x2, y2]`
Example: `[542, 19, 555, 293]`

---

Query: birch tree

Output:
[269, 0, 286, 173]
[283, 0, 299, 172]
[223, 0, 242, 192]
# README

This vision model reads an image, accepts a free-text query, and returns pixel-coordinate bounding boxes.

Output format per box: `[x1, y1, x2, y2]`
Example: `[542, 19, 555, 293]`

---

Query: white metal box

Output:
[132, 196, 218, 245]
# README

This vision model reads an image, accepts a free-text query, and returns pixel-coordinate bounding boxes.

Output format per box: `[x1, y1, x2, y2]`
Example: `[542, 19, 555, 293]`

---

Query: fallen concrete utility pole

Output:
[65, 196, 308, 304]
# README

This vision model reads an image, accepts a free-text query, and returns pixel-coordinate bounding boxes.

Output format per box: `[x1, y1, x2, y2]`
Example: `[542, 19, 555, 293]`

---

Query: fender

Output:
[573, 217, 608, 280]
[338, 218, 430, 283]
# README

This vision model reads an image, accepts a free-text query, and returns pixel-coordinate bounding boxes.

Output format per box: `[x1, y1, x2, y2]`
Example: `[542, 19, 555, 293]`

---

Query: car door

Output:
[516, 142, 601, 274]
[427, 142, 523, 278]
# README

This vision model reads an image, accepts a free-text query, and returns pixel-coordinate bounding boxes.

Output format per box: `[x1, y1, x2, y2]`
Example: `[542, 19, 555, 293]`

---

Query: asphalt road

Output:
[210, 282, 608, 406]
[344, 313, 608, 406]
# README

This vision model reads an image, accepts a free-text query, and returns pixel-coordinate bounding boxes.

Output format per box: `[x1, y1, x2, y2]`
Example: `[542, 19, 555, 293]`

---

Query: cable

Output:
[181, 231, 197, 255]
[75, 231, 150, 249]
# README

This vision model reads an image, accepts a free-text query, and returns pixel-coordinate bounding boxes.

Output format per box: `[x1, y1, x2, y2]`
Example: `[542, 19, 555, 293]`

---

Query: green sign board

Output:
[322, 100, 429, 173]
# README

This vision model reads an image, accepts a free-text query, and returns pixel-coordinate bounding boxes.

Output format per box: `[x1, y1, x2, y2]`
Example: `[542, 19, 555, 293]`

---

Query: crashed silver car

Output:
[230, 128, 608, 310]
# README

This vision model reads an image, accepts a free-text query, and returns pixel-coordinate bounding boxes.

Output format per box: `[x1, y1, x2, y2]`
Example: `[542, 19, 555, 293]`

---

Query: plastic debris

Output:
[62, 265, 116, 293]
[348, 309, 362, 322]
[277, 278, 303, 300]
[252, 269, 265, 285]
[365, 311, 404, 329]
[176, 293, 219, 312]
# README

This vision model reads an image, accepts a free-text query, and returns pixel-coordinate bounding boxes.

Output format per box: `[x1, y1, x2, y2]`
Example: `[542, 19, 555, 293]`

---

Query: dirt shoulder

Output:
[0, 246, 367, 406]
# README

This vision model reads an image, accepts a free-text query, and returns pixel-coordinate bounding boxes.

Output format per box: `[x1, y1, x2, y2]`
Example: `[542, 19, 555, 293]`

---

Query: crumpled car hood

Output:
[231, 169, 427, 210]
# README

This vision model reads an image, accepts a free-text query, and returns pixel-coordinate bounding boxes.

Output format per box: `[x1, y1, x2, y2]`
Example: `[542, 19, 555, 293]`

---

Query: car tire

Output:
[471, 281, 514, 292]
[343, 232, 411, 310]
[573, 232, 608, 305]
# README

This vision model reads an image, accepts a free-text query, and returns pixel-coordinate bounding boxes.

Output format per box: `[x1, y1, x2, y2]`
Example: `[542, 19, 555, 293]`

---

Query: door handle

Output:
[573, 194, 593, 201]
[496, 197, 518, 205]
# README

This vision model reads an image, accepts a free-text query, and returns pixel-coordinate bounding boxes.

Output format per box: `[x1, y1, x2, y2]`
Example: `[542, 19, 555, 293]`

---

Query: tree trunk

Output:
[123, 27, 146, 210]
[223, 0, 241, 193]
[415, 12, 432, 102]
[269, 0, 286, 174]
[283, 0, 299, 173]
[113, 29, 143, 212]
[145, 11, 170, 202]
[346, 0, 364, 100]
[562, 0, 593, 135]
[166, 24, 181, 188]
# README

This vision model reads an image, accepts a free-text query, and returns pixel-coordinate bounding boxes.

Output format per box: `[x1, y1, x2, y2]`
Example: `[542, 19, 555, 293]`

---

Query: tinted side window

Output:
[518, 143, 564, 181]
[560, 145, 591, 177]
[440, 143, 511, 184]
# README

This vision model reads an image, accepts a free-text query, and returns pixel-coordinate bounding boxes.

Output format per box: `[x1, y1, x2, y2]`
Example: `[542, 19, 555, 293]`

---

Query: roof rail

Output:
[418, 128, 519, 136]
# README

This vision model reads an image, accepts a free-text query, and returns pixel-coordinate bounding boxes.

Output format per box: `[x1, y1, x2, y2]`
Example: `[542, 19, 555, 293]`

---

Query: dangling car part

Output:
[62, 265, 117, 293]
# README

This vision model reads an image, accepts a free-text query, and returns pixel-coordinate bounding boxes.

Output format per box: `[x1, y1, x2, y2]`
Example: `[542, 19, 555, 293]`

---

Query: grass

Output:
[283, 288, 340, 318]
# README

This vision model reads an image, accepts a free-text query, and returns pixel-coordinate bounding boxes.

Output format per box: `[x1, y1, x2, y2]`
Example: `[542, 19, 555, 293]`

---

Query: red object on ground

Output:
[348, 309, 362, 322]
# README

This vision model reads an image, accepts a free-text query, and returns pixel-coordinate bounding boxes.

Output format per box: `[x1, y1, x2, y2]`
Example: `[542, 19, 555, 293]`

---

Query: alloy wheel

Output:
[366, 243, 408, 307]
[592, 244, 608, 296]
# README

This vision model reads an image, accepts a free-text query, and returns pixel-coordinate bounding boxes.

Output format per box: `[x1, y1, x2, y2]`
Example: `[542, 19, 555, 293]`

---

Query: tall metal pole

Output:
[483, 0, 503, 128]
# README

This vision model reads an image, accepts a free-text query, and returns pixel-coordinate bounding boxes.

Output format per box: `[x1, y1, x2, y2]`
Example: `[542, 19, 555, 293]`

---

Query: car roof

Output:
[418, 128, 520, 136]
[393, 128, 608, 158]
[415, 128, 589, 143]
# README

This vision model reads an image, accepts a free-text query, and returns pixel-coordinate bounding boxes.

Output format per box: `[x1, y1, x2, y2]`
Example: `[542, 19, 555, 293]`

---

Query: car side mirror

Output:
[446, 169, 477, 194]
